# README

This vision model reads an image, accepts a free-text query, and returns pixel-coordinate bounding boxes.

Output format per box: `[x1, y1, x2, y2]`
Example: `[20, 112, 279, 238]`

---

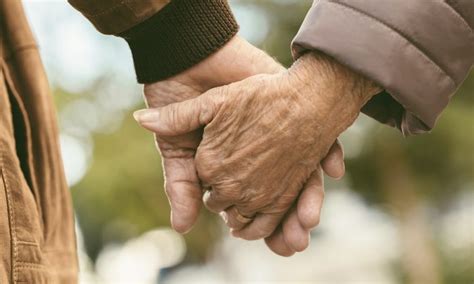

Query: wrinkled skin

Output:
[141, 38, 350, 256]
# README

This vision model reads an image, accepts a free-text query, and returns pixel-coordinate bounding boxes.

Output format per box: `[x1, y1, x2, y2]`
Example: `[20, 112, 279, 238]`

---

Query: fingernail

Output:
[133, 109, 156, 123]
[220, 212, 228, 223]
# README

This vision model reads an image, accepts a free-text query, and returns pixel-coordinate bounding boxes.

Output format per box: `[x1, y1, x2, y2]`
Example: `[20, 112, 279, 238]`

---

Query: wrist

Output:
[175, 36, 284, 90]
[144, 36, 284, 108]
[283, 51, 382, 134]
[289, 51, 381, 110]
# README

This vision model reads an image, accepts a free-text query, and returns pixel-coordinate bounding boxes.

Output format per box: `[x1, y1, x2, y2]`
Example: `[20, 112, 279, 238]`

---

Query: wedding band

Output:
[234, 208, 254, 224]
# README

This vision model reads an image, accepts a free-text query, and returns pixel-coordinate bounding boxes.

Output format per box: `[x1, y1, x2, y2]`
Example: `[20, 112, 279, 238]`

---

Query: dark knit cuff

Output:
[120, 0, 239, 83]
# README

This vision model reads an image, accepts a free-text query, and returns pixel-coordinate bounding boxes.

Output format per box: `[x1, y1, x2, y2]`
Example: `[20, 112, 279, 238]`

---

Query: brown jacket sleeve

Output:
[292, 0, 474, 135]
[68, 0, 239, 83]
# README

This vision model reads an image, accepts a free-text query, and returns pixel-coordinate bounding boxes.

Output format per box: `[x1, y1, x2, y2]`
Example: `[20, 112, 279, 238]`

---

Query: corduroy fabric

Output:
[121, 0, 239, 83]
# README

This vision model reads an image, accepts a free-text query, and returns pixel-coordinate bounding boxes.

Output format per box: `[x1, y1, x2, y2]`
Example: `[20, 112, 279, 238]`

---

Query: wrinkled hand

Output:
[139, 41, 349, 255]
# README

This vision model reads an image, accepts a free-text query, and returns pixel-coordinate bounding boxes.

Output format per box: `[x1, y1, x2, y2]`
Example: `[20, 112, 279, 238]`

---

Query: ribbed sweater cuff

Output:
[120, 0, 239, 83]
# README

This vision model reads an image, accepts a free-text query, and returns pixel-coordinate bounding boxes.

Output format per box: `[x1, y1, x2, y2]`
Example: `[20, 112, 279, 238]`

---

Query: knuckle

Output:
[169, 104, 180, 130]
[237, 188, 270, 209]
[195, 150, 216, 183]
[201, 87, 227, 125]
[219, 181, 243, 200]
[236, 200, 261, 216]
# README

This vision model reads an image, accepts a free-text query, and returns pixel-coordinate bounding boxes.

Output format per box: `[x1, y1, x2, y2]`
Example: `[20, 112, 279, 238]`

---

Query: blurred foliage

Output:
[346, 73, 474, 283]
[248, 0, 312, 67]
[347, 74, 474, 207]
[69, 105, 221, 261]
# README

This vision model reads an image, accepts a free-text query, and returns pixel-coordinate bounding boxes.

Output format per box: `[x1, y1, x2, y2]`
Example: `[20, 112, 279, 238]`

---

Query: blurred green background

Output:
[25, 1, 473, 283]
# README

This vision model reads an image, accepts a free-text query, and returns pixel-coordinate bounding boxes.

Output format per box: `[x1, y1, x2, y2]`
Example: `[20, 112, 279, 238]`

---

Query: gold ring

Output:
[234, 208, 254, 224]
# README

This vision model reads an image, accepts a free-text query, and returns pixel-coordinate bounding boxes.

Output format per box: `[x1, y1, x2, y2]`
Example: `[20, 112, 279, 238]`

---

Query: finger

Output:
[264, 226, 295, 257]
[321, 139, 345, 179]
[297, 168, 325, 230]
[232, 211, 286, 240]
[282, 207, 310, 252]
[163, 157, 203, 234]
[202, 190, 234, 213]
[155, 130, 202, 151]
[133, 89, 223, 136]
[222, 206, 253, 230]
[231, 187, 299, 240]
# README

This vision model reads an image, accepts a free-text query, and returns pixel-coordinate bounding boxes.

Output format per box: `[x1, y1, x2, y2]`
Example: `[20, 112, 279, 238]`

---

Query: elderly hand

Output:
[140, 41, 348, 255]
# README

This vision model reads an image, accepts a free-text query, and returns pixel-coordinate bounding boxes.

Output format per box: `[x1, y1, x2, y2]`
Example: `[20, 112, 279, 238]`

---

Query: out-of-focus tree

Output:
[346, 74, 474, 284]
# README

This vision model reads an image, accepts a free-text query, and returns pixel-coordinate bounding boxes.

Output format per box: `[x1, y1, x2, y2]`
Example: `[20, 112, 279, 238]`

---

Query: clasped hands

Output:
[134, 36, 380, 256]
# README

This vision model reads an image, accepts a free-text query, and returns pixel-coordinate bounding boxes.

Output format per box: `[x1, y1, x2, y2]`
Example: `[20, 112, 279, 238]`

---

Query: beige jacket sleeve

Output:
[293, 0, 474, 135]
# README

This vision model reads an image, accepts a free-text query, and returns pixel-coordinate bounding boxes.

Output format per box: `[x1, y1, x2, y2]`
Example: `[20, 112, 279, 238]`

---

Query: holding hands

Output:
[134, 36, 380, 256]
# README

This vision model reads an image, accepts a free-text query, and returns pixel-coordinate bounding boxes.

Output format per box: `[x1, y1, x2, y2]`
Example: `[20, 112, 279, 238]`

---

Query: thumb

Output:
[133, 89, 222, 136]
